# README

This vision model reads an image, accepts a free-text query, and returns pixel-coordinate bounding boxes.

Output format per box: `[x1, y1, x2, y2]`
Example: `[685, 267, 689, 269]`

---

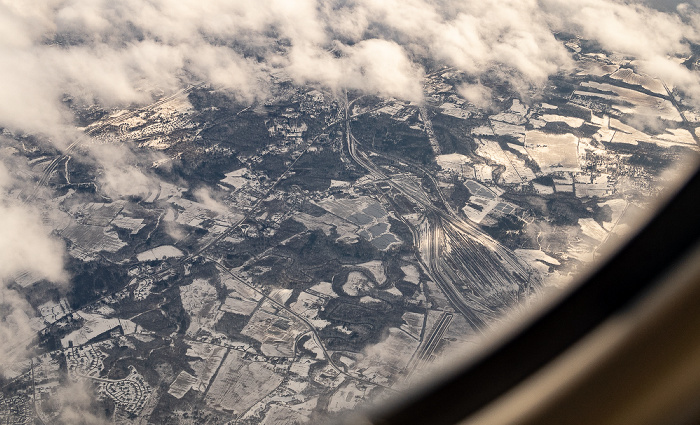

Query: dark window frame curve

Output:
[364, 166, 700, 425]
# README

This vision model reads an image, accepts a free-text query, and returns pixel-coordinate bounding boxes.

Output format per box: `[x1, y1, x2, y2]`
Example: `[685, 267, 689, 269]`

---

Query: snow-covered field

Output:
[525, 131, 580, 173]
[136, 245, 184, 262]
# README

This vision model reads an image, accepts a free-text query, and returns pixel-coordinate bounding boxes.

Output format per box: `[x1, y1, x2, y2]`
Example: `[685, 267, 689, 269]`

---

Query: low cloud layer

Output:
[1, 0, 699, 141]
[0, 157, 66, 374]
[39, 380, 110, 425]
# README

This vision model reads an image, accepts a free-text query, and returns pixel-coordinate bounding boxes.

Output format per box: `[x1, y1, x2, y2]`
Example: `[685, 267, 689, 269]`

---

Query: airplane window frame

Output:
[362, 164, 700, 425]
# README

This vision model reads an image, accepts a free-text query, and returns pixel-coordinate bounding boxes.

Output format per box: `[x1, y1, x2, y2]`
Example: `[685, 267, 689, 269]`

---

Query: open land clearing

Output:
[400, 312, 425, 340]
[350, 328, 420, 386]
[609, 68, 667, 95]
[60, 312, 136, 348]
[327, 379, 374, 413]
[342, 271, 373, 296]
[515, 249, 561, 275]
[136, 245, 183, 262]
[260, 404, 310, 425]
[579, 218, 609, 242]
[400, 265, 420, 285]
[524, 131, 580, 173]
[577, 81, 681, 121]
[290, 291, 331, 329]
[205, 349, 285, 415]
[318, 196, 401, 250]
[540, 114, 585, 128]
[437, 153, 471, 174]
[476, 140, 536, 184]
[180, 278, 220, 336]
[169, 342, 227, 398]
[241, 300, 308, 357]
[222, 276, 263, 315]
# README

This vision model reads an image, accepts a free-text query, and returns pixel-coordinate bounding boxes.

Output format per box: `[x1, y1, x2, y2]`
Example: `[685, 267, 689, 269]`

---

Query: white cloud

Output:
[0, 159, 67, 376]
[51, 380, 111, 425]
[194, 187, 230, 216]
[0, 288, 35, 375]
[0, 202, 66, 282]
[458, 83, 494, 109]
[286, 39, 424, 101]
[0, 0, 697, 145]
[0, 161, 66, 283]
[87, 143, 162, 200]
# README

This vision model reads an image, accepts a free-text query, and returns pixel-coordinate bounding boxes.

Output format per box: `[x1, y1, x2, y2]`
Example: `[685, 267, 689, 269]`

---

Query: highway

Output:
[26, 85, 202, 202]
[406, 311, 453, 379]
[16, 98, 404, 395]
[211, 259, 396, 392]
[418, 105, 441, 156]
[18, 87, 536, 399]
[343, 92, 536, 332]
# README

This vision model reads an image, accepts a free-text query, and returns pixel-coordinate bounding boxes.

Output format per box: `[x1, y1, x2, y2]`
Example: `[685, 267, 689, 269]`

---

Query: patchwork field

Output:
[205, 349, 285, 414]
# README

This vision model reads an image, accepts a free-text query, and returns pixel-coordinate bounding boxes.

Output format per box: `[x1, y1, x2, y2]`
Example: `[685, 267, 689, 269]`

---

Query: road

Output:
[26, 85, 202, 202]
[662, 81, 700, 146]
[343, 92, 535, 332]
[406, 311, 453, 378]
[17, 85, 536, 407]
[30, 360, 48, 425]
[211, 258, 396, 392]
[419, 105, 441, 156]
[14, 101, 402, 407]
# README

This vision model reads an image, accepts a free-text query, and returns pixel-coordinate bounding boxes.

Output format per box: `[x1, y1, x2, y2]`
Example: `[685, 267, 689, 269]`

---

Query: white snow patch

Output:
[386, 286, 403, 296]
[269, 288, 294, 305]
[599, 199, 627, 231]
[308, 281, 337, 297]
[400, 265, 420, 284]
[579, 218, 608, 242]
[359, 296, 382, 304]
[136, 245, 183, 262]
[540, 114, 585, 128]
[436, 154, 471, 174]
[533, 183, 554, 195]
[330, 180, 352, 189]
[221, 168, 249, 189]
[515, 249, 560, 266]
[358, 260, 386, 285]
